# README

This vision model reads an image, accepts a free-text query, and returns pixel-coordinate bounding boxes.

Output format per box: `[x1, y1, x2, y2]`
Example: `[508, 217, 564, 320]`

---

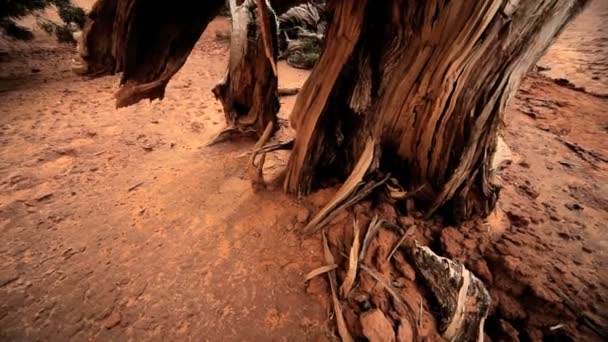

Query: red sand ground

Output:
[0, 9, 606, 342]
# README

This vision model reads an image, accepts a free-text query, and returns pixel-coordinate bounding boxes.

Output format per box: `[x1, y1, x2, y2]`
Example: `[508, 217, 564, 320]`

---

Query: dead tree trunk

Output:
[211, 0, 280, 138]
[76, 0, 119, 75]
[78, 0, 225, 107]
[284, 0, 588, 222]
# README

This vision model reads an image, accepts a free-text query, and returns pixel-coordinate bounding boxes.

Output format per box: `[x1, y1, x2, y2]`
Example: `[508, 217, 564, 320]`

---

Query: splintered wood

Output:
[212, 0, 280, 137]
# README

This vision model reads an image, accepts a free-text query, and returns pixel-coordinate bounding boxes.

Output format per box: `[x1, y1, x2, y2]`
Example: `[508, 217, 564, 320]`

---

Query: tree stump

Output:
[212, 0, 280, 137]
[283, 0, 589, 222]
[78, 0, 225, 107]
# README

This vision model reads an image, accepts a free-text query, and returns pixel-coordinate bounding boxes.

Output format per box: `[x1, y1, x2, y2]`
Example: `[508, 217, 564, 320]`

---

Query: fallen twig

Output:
[340, 217, 360, 297]
[303, 174, 389, 235]
[127, 181, 144, 192]
[302, 138, 379, 235]
[323, 230, 354, 342]
[248, 122, 274, 190]
[387, 225, 416, 262]
[553, 287, 608, 338]
[304, 264, 337, 281]
[359, 215, 379, 262]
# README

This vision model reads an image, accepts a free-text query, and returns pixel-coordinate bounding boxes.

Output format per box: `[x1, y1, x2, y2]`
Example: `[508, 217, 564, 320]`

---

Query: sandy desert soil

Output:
[538, 0, 608, 96]
[0, 3, 607, 342]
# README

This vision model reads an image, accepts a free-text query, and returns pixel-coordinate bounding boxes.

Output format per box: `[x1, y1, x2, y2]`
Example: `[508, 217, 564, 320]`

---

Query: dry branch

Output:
[304, 264, 338, 281]
[322, 230, 354, 342]
[340, 217, 360, 297]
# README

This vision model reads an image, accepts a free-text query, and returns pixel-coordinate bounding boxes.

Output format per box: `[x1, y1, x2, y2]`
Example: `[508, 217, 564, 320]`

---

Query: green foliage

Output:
[0, 0, 86, 43]
[285, 37, 321, 69]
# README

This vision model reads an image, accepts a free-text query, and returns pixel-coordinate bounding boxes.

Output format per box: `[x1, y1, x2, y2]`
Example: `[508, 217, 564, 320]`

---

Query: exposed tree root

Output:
[248, 122, 274, 191]
[302, 138, 382, 235]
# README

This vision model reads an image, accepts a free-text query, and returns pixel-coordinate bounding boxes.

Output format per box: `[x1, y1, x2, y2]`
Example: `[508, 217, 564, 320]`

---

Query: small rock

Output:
[518, 161, 530, 169]
[558, 160, 577, 168]
[191, 121, 204, 132]
[117, 278, 130, 286]
[35, 191, 54, 201]
[565, 202, 583, 211]
[103, 312, 121, 329]
[360, 309, 396, 342]
[536, 123, 550, 131]
[440, 227, 465, 257]
[296, 208, 311, 223]
[506, 210, 531, 227]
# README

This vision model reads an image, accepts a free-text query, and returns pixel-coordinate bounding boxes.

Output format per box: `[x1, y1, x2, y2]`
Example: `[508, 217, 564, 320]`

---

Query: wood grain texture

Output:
[285, 0, 589, 221]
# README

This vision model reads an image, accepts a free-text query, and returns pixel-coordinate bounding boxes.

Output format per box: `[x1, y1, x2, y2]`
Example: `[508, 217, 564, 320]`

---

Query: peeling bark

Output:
[212, 0, 280, 136]
[284, 0, 589, 222]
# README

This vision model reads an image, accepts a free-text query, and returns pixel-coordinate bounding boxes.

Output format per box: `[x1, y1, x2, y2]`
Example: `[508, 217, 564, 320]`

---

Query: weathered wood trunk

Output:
[284, 0, 589, 222]
[79, 0, 300, 133]
[77, 0, 119, 75]
[212, 0, 280, 136]
[78, 0, 225, 107]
